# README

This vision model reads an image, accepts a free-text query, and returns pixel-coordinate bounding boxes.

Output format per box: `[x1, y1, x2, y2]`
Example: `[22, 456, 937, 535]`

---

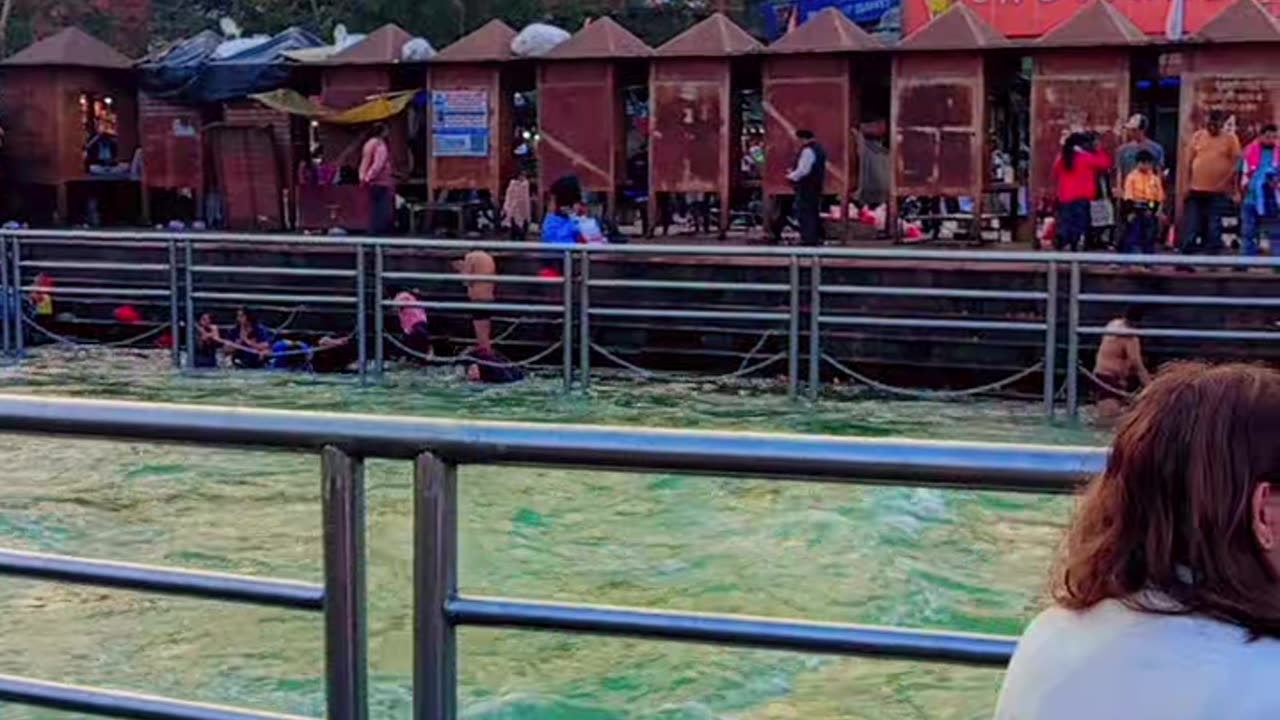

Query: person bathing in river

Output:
[1092, 306, 1152, 423]
[194, 313, 221, 368]
[453, 249, 496, 352]
[225, 307, 274, 369]
[394, 288, 434, 361]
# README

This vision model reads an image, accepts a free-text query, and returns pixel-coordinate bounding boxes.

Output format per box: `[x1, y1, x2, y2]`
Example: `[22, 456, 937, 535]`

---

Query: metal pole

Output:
[12, 237, 22, 358]
[414, 452, 458, 720]
[1042, 261, 1058, 418]
[579, 252, 591, 390]
[562, 250, 573, 392]
[807, 258, 821, 400]
[184, 240, 195, 371]
[788, 255, 799, 400]
[356, 244, 367, 384]
[1, 236, 10, 358]
[321, 446, 368, 720]
[1067, 261, 1081, 417]
[168, 239, 180, 368]
[374, 244, 385, 376]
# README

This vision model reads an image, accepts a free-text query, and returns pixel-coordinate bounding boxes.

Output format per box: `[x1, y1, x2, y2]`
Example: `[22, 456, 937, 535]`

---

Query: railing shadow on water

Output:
[0, 393, 1107, 720]
[2, 229, 1279, 422]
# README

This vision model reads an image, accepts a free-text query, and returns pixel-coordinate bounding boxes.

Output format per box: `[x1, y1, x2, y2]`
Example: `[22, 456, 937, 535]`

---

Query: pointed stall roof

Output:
[2, 26, 132, 69]
[434, 19, 518, 63]
[769, 7, 881, 54]
[546, 16, 652, 60]
[1038, 0, 1148, 47]
[330, 23, 416, 65]
[1195, 0, 1280, 43]
[898, 3, 1009, 51]
[656, 13, 762, 58]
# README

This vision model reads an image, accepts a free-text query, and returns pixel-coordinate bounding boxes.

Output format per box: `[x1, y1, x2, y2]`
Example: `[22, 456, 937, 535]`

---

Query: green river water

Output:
[0, 350, 1107, 719]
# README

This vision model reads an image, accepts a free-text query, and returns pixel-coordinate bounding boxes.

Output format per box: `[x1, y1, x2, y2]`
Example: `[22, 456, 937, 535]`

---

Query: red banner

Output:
[902, 0, 1280, 39]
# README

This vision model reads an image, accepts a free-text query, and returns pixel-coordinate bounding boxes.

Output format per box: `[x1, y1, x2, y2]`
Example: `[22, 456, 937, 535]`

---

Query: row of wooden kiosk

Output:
[2, 0, 1280, 239]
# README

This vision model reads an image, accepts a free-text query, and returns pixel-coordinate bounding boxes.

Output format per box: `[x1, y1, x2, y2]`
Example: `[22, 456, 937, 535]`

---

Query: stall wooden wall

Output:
[1030, 52, 1130, 204]
[648, 58, 732, 230]
[762, 55, 855, 198]
[428, 64, 513, 199]
[891, 53, 984, 201]
[139, 93, 203, 192]
[319, 66, 412, 178]
[539, 61, 624, 198]
[1, 68, 138, 187]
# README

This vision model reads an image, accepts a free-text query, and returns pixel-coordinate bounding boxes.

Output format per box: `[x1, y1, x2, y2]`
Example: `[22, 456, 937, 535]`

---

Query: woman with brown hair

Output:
[996, 363, 1280, 719]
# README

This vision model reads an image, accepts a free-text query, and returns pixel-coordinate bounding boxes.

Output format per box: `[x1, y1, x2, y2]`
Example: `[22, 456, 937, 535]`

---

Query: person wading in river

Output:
[1092, 306, 1152, 423]
[787, 129, 826, 246]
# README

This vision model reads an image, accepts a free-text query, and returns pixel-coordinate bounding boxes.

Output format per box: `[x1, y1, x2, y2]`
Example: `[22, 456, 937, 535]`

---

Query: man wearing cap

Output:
[787, 129, 827, 246]
[1116, 114, 1165, 183]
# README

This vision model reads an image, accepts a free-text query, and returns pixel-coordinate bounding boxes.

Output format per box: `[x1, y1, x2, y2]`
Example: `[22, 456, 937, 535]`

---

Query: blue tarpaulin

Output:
[140, 28, 324, 105]
[762, 0, 901, 41]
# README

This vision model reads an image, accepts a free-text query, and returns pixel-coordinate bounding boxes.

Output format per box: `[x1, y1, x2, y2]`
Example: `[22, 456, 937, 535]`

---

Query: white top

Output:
[995, 599, 1280, 720]
[788, 147, 816, 182]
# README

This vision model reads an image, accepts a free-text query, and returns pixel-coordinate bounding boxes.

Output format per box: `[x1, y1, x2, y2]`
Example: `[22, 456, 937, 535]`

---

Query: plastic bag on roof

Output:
[213, 35, 271, 59]
[511, 23, 570, 57]
[402, 37, 436, 61]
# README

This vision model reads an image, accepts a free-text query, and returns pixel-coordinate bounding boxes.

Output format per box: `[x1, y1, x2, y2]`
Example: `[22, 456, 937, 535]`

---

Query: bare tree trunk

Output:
[0, 0, 15, 58]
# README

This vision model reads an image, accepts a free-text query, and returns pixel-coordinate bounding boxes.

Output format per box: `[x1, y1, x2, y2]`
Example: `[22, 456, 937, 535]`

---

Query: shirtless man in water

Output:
[454, 249, 496, 351]
[1092, 306, 1152, 423]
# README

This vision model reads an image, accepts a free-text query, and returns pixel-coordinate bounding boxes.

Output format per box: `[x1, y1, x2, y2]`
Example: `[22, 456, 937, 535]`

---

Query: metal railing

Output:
[3, 229, 1279, 417]
[0, 394, 1106, 719]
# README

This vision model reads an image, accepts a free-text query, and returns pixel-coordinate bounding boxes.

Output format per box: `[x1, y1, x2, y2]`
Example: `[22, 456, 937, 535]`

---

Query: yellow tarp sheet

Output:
[249, 89, 415, 125]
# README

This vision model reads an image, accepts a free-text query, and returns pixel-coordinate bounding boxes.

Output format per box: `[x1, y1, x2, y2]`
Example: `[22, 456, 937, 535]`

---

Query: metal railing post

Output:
[807, 258, 821, 400]
[12, 236, 22, 358]
[356, 244, 368, 384]
[580, 252, 591, 390]
[414, 452, 458, 720]
[1067, 261, 1081, 417]
[788, 254, 800, 400]
[167, 238, 180, 369]
[1, 236, 10, 358]
[184, 240, 195, 371]
[374, 243, 385, 376]
[562, 250, 573, 392]
[1042, 260, 1058, 418]
[321, 446, 368, 720]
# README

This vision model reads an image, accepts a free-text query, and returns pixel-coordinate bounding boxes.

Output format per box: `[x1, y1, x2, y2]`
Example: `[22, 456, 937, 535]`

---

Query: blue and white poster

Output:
[432, 90, 490, 158]
[763, 0, 902, 42]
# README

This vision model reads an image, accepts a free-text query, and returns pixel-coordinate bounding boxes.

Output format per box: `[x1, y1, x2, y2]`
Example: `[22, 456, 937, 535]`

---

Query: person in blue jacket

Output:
[542, 175, 582, 246]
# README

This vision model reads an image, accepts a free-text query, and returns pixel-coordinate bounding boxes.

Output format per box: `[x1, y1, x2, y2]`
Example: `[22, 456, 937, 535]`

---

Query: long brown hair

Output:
[1055, 363, 1280, 638]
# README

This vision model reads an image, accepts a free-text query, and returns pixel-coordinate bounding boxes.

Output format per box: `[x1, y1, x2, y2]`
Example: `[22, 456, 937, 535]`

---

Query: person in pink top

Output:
[359, 123, 395, 235]
[393, 289, 433, 361]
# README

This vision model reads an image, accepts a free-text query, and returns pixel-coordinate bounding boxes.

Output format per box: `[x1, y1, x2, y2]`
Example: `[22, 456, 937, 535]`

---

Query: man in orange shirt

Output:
[1180, 111, 1241, 255]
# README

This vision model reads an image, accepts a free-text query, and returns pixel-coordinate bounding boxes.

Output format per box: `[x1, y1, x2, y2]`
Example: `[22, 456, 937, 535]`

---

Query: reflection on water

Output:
[0, 350, 1105, 719]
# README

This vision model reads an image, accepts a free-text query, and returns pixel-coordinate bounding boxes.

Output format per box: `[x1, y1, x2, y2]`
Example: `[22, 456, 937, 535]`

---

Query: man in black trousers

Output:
[787, 129, 827, 246]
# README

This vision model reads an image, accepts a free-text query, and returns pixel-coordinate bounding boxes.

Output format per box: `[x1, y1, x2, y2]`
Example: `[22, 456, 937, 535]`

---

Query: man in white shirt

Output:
[787, 129, 826, 246]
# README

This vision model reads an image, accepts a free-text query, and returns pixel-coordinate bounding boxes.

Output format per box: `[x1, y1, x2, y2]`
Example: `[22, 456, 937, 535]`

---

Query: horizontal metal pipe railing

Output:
[192, 265, 358, 279]
[0, 395, 1100, 490]
[19, 286, 172, 298]
[588, 279, 790, 292]
[0, 674, 313, 720]
[1077, 326, 1280, 341]
[382, 271, 561, 285]
[190, 291, 355, 305]
[590, 308, 790, 322]
[823, 285, 1048, 301]
[0, 548, 324, 611]
[821, 316, 1047, 332]
[448, 596, 1015, 666]
[21, 260, 172, 272]
[383, 299, 564, 315]
[1079, 292, 1280, 308]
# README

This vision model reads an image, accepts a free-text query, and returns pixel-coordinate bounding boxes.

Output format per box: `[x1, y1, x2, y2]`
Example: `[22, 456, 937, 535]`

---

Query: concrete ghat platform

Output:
[18, 238, 1280, 392]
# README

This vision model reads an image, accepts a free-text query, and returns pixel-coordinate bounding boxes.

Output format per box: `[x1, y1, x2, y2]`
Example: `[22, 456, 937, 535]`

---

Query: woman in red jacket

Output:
[1053, 133, 1112, 251]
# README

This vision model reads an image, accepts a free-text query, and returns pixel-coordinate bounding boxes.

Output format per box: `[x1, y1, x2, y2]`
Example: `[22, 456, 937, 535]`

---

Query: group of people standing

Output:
[1052, 112, 1280, 257]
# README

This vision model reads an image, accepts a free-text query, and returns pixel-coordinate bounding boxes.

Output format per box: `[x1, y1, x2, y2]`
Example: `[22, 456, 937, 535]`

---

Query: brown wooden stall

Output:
[138, 93, 204, 225]
[1030, 2, 1144, 216]
[891, 5, 1007, 238]
[649, 13, 762, 237]
[539, 17, 652, 219]
[764, 8, 880, 241]
[1179, 0, 1280, 203]
[0, 28, 140, 226]
[427, 20, 520, 212]
[305, 24, 425, 231]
